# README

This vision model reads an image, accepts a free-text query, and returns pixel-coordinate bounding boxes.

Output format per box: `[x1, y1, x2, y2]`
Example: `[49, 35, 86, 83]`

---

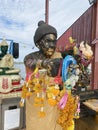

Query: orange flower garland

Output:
[57, 92, 77, 129]
[19, 67, 39, 107]
[47, 84, 60, 106]
[20, 66, 80, 123]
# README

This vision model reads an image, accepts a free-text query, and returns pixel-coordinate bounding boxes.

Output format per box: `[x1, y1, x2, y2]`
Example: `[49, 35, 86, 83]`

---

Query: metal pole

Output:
[45, 0, 49, 24]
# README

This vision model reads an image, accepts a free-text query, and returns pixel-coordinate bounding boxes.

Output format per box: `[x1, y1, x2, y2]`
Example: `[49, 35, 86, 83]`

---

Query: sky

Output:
[0, 0, 91, 62]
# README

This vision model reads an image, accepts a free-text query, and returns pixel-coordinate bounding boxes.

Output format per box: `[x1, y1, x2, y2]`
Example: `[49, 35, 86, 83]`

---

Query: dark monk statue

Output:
[23, 21, 63, 130]
[24, 21, 62, 81]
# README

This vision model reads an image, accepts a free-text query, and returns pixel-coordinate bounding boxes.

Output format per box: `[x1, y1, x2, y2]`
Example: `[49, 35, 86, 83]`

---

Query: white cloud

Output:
[0, 0, 90, 61]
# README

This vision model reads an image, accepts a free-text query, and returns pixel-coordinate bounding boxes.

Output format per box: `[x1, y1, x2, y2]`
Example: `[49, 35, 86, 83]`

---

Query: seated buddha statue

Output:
[0, 39, 21, 93]
[0, 39, 20, 75]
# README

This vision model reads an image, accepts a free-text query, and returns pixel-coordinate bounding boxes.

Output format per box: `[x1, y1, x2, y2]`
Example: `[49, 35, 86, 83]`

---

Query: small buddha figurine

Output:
[0, 39, 20, 75]
[0, 39, 13, 67]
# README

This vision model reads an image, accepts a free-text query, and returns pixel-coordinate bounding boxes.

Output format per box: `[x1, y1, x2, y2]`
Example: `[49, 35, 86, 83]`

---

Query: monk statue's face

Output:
[37, 34, 57, 58]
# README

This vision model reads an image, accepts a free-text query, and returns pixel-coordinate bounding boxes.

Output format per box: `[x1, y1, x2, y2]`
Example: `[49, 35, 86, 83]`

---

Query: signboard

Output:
[4, 108, 20, 130]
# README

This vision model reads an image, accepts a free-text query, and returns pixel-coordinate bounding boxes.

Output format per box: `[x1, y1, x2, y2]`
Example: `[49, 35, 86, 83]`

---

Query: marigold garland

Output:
[57, 92, 77, 129]
[48, 98, 57, 106]
[20, 66, 80, 124]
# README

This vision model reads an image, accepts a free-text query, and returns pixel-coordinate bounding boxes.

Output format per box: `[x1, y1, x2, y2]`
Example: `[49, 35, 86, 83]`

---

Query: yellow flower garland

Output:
[20, 67, 80, 125]
[57, 92, 77, 129]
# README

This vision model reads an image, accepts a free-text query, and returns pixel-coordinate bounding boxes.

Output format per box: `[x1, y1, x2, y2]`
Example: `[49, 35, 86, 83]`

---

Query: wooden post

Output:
[45, 0, 49, 24]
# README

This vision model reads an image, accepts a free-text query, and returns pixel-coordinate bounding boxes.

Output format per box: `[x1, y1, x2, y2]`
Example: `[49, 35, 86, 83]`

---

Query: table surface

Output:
[0, 91, 21, 104]
[83, 99, 98, 112]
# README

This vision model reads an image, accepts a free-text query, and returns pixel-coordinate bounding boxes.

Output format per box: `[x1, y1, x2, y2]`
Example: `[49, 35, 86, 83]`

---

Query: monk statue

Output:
[23, 21, 63, 130]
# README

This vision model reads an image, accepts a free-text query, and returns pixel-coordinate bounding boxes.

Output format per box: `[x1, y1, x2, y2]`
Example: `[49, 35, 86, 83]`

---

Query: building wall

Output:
[56, 5, 96, 51]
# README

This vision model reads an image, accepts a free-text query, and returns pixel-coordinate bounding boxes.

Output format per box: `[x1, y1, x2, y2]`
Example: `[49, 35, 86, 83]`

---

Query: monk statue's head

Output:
[34, 21, 57, 58]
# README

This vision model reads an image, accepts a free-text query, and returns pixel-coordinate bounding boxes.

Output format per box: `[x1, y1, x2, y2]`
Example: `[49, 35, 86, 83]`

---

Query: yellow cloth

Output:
[26, 94, 62, 130]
